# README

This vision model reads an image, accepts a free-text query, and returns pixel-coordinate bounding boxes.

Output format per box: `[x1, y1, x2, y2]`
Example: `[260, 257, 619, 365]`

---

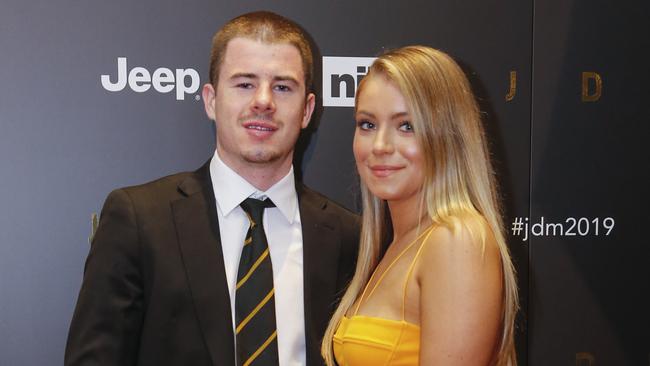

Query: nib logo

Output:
[101, 57, 200, 100]
[322, 56, 376, 107]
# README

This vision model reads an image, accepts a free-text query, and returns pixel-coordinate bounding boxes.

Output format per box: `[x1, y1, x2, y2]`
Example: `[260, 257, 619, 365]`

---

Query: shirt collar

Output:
[209, 150, 298, 224]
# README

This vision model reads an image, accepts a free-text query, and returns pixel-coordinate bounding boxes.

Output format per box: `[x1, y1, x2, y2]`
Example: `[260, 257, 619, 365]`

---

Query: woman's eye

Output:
[357, 120, 375, 130]
[399, 121, 413, 132]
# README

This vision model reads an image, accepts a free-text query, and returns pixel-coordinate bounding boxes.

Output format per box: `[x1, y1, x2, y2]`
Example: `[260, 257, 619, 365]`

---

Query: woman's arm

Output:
[418, 221, 504, 365]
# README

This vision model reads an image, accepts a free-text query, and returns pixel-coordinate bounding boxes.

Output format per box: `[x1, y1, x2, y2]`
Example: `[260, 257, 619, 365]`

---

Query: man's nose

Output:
[251, 84, 275, 113]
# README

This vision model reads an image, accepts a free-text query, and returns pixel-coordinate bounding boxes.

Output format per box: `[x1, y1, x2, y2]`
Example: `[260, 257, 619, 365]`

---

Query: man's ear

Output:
[202, 83, 216, 121]
[301, 92, 316, 129]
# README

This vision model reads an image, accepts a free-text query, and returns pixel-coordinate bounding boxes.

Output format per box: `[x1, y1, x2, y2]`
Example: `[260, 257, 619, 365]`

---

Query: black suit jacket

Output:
[65, 162, 359, 366]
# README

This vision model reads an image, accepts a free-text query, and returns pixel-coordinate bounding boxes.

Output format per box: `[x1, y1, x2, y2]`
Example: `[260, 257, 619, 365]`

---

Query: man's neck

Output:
[216, 151, 293, 192]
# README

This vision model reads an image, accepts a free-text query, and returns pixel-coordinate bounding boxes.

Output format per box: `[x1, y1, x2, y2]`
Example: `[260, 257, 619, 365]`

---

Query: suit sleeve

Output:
[65, 189, 144, 366]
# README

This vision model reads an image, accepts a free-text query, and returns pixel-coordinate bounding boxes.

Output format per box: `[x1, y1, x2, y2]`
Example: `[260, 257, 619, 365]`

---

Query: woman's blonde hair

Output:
[321, 46, 518, 365]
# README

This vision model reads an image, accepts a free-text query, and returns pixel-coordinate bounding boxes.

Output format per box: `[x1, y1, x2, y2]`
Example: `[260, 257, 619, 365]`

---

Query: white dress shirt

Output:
[209, 151, 306, 366]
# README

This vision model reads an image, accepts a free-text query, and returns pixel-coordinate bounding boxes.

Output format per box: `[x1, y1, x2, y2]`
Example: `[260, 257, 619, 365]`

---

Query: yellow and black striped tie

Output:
[236, 198, 279, 366]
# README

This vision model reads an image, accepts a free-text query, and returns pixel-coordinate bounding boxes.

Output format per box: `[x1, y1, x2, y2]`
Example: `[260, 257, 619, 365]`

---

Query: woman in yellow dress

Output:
[321, 46, 519, 366]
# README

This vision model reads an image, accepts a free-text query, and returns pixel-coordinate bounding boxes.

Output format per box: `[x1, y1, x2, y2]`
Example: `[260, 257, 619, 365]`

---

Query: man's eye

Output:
[274, 85, 291, 92]
[357, 121, 375, 130]
[236, 83, 253, 89]
[399, 121, 413, 132]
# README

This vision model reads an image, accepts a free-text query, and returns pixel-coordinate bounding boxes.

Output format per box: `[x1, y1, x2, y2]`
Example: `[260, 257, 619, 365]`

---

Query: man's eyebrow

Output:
[273, 75, 300, 84]
[228, 73, 300, 85]
[229, 73, 257, 80]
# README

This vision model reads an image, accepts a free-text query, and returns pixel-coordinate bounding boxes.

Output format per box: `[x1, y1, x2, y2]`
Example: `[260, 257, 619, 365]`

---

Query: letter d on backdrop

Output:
[581, 72, 602, 102]
[576, 352, 596, 366]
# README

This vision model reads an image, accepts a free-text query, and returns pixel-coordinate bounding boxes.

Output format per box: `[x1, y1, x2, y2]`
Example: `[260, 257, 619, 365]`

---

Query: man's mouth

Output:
[242, 120, 278, 131]
[242, 121, 278, 139]
[245, 124, 275, 131]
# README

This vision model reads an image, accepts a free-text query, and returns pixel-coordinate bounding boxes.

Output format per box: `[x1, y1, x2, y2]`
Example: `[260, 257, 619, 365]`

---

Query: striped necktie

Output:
[236, 198, 279, 366]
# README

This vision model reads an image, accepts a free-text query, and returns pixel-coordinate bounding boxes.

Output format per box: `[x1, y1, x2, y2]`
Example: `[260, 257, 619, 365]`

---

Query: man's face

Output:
[202, 37, 315, 181]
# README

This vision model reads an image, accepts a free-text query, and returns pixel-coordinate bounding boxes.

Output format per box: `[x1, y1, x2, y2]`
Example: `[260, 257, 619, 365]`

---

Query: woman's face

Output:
[353, 74, 425, 204]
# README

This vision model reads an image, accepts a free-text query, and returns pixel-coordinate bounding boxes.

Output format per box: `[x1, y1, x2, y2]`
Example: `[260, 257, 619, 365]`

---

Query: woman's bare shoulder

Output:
[419, 214, 500, 271]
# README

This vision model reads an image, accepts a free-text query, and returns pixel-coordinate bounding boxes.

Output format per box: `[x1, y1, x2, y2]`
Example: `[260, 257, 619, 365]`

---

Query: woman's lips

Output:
[369, 164, 404, 177]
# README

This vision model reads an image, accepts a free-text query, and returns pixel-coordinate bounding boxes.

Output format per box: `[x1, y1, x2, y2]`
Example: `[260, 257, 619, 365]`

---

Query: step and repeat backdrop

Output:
[529, 1, 649, 364]
[0, 0, 647, 365]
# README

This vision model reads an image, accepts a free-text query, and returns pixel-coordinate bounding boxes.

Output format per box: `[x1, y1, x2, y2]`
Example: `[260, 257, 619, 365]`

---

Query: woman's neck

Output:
[387, 196, 431, 242]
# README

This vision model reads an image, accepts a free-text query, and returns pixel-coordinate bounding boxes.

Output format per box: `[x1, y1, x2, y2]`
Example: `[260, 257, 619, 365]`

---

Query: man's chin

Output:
[242, 150, 281, 165]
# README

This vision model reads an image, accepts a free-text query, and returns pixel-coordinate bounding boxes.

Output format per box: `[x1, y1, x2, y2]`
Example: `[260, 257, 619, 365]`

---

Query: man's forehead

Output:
[223, 37, 301, 62]
[220, 37, 304, 77]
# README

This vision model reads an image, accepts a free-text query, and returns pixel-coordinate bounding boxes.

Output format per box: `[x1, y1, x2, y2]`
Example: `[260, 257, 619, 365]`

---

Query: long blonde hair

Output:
[321, 46, 518, 365]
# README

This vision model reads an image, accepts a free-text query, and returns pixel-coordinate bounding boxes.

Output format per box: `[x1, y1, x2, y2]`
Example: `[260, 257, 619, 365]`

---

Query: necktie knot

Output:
[240, 198, 275, 227]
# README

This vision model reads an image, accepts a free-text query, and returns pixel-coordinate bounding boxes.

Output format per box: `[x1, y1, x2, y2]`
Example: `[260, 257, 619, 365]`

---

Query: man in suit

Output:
[65, 11, 359, 366]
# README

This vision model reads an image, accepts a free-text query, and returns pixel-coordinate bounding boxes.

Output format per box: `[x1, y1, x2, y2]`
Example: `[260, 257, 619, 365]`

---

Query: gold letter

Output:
[582, 72, 602, 102]
[576, 352, 595, 366]
[505, 70, 517, 101]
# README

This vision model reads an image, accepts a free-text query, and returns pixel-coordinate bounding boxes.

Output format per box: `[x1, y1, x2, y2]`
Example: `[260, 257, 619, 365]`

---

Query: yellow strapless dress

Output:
[333, 315, 419, 366]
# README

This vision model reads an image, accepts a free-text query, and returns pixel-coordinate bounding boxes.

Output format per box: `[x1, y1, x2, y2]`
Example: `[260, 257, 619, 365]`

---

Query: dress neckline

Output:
[352, 225, 435, 322]
[342, 314, 421, 329]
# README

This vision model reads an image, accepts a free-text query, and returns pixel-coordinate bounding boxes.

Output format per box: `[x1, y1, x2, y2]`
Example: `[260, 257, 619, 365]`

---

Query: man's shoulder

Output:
[106, 163, 210, 209]
[121, 170, 194, 194]
[113, 171, 186, 201]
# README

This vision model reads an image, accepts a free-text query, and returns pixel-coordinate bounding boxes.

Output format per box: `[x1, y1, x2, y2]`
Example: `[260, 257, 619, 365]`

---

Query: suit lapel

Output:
[298, 185, 341, 366]
[172, 163, 235, 366]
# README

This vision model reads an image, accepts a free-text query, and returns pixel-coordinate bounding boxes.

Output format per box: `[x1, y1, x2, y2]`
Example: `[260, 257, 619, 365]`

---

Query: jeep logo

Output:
[101, 57, 200, 101]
